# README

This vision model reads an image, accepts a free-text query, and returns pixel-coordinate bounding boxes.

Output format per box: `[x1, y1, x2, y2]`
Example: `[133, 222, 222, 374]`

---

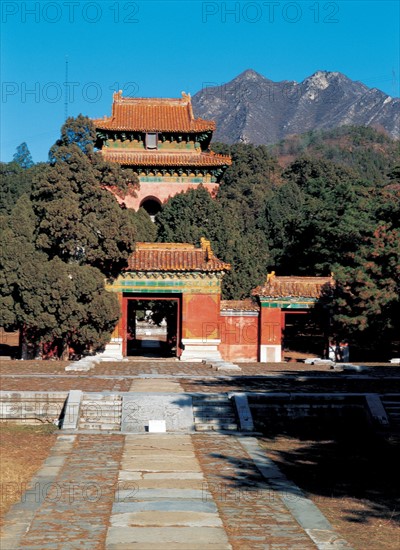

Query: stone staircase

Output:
[78, 393, 122, 431]
[192, 394, 238, 432]
[381, 394, 400, 429]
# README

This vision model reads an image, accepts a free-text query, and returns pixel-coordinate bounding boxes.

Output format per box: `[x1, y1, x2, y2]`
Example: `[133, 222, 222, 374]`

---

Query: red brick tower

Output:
[93, 91, 231, 215]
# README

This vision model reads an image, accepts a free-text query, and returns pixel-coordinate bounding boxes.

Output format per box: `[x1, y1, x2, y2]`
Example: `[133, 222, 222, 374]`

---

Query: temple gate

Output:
[104, 243, 332, 363]
[105, 240, 231, 361]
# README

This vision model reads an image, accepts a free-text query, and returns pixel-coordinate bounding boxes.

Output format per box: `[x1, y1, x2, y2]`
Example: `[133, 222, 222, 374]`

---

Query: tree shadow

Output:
[179, 368, 400, 394]
[257, 417, 400, 525]
[171, 381, 400, 532]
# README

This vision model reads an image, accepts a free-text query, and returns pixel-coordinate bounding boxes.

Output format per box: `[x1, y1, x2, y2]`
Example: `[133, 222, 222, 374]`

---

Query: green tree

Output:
[32, 117, 139, 278]
[331, 185, 400, 355]
[130, 208, 157, 242]
[0, 161, 41, 214]
[13, 142, 34, 169]
[156, 186, 223, 244]
[156, 185, 270, 299]
[268, 157, 375, 274]
[1, 116, 140, 358]
[0, 195, 121, 358]
[49, 114, 97, 161]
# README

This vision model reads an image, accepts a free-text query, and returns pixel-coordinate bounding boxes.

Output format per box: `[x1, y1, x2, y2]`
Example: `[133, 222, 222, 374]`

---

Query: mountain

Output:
[192, 69, 399, 145]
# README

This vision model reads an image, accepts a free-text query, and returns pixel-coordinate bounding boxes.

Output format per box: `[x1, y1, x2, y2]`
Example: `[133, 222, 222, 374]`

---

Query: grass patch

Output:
[0, 423, 58, 525]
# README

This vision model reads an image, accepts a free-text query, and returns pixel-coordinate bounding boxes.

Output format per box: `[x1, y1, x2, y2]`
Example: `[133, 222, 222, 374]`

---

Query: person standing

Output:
[328, 341, 336, 362]
[342, 341, 350, 362]
[335, 342, 342, 362]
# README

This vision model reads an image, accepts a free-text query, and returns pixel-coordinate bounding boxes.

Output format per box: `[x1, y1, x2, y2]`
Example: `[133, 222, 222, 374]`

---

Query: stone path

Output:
[106, 434, 231, 549]
[1, 359, 360, 549]
[194, 433, 317, 549]
[1, 429, 353, 549]
[1, 434, 124, 549]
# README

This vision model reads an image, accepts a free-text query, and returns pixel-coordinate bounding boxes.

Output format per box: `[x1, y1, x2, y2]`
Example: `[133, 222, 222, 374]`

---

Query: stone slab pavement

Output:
[1, 427, 353, 549]
[194, 433, 318, 549]
[106, 433, 232, 549]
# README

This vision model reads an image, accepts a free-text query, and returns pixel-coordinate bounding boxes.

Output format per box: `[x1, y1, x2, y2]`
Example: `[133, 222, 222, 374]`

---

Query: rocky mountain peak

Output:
[192, 69, 399, 144]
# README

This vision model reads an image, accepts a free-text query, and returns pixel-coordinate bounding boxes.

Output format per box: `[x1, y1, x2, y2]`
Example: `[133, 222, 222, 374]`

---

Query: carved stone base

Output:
[180, 338, 222, 362]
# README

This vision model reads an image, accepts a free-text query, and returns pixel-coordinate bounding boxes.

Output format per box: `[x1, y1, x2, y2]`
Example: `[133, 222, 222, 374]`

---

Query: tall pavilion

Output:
[93, 91, 232, 215]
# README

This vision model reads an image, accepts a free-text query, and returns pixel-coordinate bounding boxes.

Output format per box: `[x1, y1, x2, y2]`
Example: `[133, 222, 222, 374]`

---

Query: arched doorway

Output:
[140, 196, 162, 220]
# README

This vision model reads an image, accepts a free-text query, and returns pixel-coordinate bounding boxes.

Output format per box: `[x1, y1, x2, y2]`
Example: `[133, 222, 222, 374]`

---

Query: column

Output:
[259, 306, 283, 362]
[180, 293, 222, 362]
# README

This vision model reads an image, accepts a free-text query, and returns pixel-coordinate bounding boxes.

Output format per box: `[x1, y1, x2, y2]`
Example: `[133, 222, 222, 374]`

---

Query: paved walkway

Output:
[1, 430, 352, 549]
[1, 434, 124, 549]
[194, 433, 316, 549]
[1, 360, 358, 549]
[107, 434, 231, 549]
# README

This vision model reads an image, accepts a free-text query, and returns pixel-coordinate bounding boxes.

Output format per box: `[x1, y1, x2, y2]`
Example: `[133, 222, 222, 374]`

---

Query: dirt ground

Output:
[259, 427, 400, 550]
[0, 424, 58, 526]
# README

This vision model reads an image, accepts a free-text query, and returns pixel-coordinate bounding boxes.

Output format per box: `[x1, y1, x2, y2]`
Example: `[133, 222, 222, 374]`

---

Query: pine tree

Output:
[13, 142, 34, 169]
[0, 116, 140, 358]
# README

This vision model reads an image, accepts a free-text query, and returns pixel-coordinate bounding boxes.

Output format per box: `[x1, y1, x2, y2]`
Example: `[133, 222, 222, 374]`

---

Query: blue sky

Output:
[1, 0, 399, 162]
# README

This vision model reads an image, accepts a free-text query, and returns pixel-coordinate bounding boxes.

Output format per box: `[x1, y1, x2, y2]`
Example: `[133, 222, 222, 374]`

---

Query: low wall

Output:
[248, 393, 370, 431]
[0, 391, 68, 425]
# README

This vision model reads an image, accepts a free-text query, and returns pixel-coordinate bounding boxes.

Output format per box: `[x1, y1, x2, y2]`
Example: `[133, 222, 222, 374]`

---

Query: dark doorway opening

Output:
[283, 309, 327, 358]
[123, 295, 181, 358]
[140, 197, 162, 219]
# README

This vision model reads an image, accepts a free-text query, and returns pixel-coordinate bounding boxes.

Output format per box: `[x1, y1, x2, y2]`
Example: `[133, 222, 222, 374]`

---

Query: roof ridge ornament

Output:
[200, 237, 214, 261]
[266, 271, 276, 284]
[182, 91, 194, 120]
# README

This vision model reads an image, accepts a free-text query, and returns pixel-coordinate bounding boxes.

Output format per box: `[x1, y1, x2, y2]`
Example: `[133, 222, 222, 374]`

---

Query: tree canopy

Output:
[13, 142, 34, 169]
[156, 130, 399, 356]
[0, 115, 147, 358]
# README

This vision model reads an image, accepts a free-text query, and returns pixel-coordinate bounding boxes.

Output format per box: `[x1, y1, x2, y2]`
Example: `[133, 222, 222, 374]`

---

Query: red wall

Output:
[219, 313, 259, 362]
[115, 181, 219, 210]
[183, 294, 220, 340]
[259, 307, 283, 345]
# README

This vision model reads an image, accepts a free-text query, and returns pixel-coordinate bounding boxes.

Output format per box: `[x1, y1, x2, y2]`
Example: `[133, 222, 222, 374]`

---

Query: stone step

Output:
[80, 405, 123, 411]
[192, 405, 232, 412]
[81, 405, 122, 411]
[194, 411, 233, 416]
[80, 415, 122, 424]
[192, 395, 229, 401]
[81, 410, 122, 416]
[192, 395, 237, 431]
[82, 394, 122, 401]
[81, 400, 122, 406]
[192, 400, 232, 408]
[78, 422, 121, 430]
[195, 423, 238, 431]
[193, 407, 235, 418]
[194, 414, 236, 424]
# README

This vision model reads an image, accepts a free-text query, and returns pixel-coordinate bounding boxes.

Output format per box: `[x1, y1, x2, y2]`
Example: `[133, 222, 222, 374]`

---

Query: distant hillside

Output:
[268, 126, 400, 184]
[192, 69, 400, 145]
